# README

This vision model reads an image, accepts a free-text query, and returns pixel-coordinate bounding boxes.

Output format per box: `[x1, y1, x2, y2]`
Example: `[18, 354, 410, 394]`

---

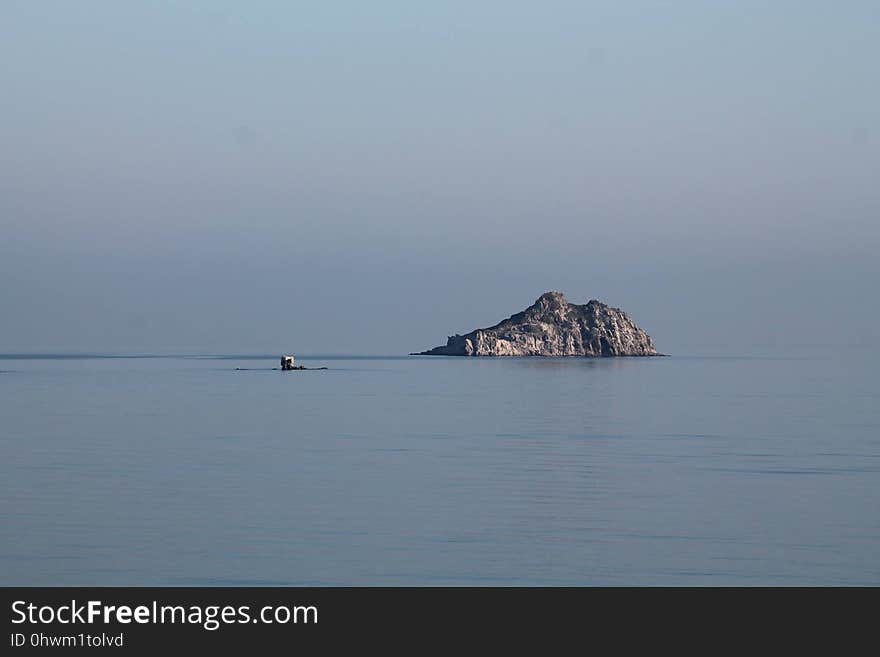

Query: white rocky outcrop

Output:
[415, 291, 660, 357]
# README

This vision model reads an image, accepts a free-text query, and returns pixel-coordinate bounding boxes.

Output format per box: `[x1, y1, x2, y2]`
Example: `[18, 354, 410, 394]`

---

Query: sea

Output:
[1, 349, 878, 585]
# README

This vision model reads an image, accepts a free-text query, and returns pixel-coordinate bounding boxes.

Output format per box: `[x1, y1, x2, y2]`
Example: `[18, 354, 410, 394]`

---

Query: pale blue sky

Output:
[1, 1, 878, 354]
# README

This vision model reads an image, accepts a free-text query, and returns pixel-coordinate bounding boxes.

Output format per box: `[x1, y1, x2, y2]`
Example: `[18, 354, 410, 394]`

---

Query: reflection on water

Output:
[1, 352, 878, 585]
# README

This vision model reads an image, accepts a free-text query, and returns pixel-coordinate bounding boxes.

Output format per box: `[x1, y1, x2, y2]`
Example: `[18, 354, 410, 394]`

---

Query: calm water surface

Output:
[1, 351, 878, 585]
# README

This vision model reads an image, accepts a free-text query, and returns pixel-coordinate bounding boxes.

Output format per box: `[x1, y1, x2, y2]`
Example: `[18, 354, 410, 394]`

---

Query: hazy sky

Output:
[2, 1, 878, 354]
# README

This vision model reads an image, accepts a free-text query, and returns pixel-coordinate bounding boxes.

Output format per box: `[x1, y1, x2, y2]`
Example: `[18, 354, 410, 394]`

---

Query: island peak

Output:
[414, 292, 660, 357]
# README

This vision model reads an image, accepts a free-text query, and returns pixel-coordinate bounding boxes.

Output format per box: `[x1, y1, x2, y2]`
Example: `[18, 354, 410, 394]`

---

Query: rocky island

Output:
[414, 291, 660, 357]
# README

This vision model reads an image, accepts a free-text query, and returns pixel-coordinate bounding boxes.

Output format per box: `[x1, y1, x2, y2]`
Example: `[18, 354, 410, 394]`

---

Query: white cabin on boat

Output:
[281, 355, 295, 370]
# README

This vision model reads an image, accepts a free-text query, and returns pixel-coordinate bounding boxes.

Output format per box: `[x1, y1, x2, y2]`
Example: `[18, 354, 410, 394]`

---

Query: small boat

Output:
[279, 355, 327, 371]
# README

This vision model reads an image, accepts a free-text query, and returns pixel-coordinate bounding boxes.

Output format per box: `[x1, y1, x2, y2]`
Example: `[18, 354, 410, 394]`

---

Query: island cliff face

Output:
[415, 291, 660, 357]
